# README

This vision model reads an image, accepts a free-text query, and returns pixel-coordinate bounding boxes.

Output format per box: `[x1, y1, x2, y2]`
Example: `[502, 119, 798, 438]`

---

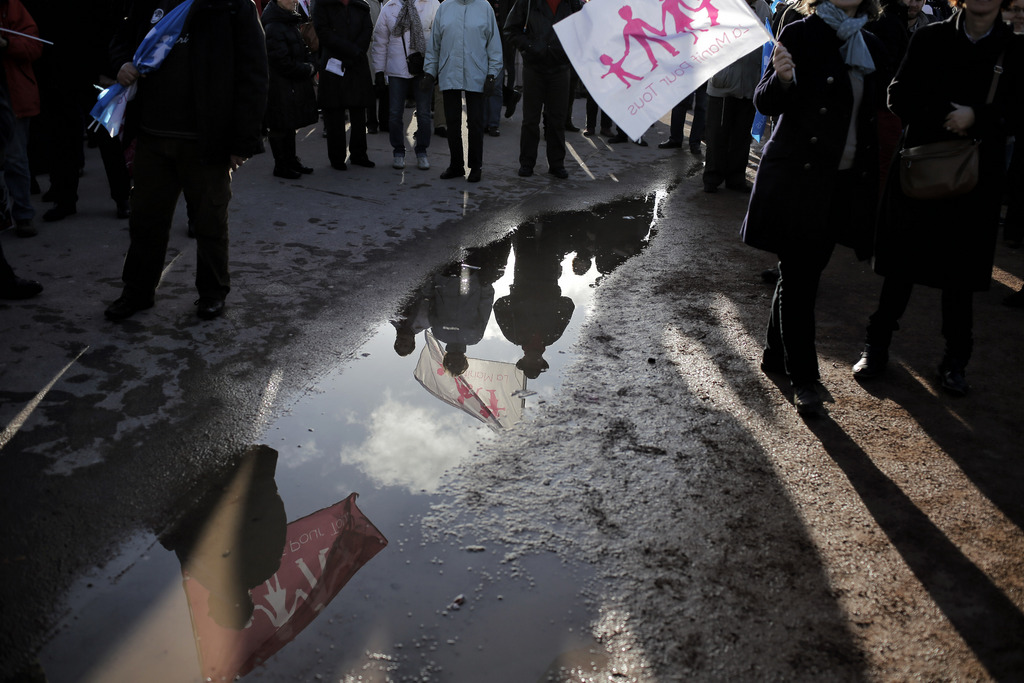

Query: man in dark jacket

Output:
[104, 0, 269, 321]
[504, 0, 580, 179]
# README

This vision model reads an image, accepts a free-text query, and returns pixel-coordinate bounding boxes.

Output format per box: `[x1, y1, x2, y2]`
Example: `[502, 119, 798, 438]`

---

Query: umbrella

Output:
[89, 0, 194, 136]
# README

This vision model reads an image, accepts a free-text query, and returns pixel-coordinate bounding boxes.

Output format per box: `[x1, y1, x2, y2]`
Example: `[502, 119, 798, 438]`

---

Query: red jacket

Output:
[0, 0, 42, 118]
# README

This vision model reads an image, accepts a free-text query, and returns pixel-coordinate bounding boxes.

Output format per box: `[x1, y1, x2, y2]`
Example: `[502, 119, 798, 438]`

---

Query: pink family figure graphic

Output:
[660, 0, 709, 44]
[618, 5, 679, 71]
[600, 53, 643, 87]
[686, 0, 721, 27]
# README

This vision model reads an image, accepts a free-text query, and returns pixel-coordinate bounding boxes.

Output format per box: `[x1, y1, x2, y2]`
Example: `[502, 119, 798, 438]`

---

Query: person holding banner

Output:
[504, 0, 582, 178]
[852, 0, 1024, 395]
[741, 0, 889, 416]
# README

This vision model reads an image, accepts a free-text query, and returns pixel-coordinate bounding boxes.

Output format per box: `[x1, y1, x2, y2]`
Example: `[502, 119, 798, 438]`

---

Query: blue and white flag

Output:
[554, 0, 771, 141]
[89, 0, 194, 137]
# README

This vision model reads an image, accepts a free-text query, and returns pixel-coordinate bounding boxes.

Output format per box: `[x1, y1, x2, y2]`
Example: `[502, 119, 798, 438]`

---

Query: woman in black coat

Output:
[852, 0, 1024, 395]
[262, 0, 319, 178]
[741, 0, 889, 416]
[313, 0, 376, 169]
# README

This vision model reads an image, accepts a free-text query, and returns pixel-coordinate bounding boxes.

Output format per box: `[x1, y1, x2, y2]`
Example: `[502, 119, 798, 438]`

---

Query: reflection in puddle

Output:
[38, 192, 662, 682]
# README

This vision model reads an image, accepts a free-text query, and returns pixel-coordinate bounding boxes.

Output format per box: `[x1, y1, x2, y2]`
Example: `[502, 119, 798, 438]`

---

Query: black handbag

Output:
[898, 51, 1003, 200]
[402, 35, 424, 76]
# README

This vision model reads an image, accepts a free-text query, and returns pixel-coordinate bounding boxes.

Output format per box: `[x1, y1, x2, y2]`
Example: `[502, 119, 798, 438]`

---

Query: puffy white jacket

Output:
[371, 0, 440, 78]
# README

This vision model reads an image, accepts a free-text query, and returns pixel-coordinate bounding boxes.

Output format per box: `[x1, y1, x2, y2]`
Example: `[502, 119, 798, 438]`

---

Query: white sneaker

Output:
[393, 155, 406, 170]
[417, 154, 430, 170]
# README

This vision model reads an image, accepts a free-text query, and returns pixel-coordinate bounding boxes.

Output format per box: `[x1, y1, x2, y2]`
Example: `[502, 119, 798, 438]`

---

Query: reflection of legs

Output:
[442, 90, 464, 172]
[122, 135, 182, 300]
[181, 142, 232, 300]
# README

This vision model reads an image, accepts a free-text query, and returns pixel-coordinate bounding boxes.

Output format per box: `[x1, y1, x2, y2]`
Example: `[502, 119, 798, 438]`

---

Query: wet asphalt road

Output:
[0, 104, 691, 680]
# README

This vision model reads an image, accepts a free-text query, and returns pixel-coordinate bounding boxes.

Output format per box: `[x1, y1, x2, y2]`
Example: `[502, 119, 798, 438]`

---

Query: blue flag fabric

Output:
[89, 0, 194, 137]
[750, 17, 774, 142]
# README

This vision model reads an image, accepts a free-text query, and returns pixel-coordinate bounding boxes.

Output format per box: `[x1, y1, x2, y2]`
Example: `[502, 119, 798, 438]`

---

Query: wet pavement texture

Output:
[21, 195, 660, 682]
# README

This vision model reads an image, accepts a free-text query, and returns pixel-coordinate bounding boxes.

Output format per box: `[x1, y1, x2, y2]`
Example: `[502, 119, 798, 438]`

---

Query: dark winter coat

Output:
[313, 0, 374, 109]
[0, 0, 41, 117]
[503, 0, 580, 72]
[110, 0, 269, 164]
[262, 0, 318, 131]
[872, 13, 1024, 292]
[740, 14, 890, 258]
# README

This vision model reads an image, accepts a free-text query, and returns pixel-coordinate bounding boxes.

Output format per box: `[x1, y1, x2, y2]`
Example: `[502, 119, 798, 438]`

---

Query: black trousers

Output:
[442, 90, 485, 171]
[519, 65, 570, 171]
[323, 106, 368, 167]
[765, 238, 836, 385]
[122, 134, 232, 300]
[702, 95, 755, 189]
[866, 276, 974, 366]
[267, 131, 297, 166]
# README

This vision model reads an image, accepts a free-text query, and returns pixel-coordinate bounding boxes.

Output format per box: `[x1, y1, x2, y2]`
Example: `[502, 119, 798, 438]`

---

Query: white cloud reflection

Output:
[339, 392, 492, 493]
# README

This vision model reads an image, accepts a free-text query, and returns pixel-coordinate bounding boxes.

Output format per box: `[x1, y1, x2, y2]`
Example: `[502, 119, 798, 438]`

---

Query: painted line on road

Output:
[0, 346, 90, 452]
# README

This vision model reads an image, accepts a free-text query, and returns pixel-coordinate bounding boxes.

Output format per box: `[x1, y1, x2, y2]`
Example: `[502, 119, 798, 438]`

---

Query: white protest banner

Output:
[554, 0, 772, 141]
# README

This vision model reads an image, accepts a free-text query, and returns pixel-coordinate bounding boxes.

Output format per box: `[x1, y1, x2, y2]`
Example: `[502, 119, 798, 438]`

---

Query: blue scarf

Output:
[815, 1, 875, 75]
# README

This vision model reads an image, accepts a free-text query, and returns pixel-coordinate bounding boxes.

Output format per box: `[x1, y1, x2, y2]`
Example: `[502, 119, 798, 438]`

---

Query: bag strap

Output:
[402, 32, 408, 58]
[985, 51, 1005, 105]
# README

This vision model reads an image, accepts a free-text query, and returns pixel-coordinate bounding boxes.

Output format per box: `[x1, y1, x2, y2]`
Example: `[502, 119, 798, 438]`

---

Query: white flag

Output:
[555, 0, 771, 141]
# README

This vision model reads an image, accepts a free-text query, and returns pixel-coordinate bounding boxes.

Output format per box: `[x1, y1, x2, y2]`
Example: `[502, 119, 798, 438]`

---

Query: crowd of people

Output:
[1, 0, 1022, 411]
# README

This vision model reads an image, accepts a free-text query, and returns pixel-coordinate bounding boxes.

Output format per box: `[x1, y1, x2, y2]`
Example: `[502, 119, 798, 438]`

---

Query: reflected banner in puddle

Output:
[414, 330, 526, 430]
[182, 488, 387, 681]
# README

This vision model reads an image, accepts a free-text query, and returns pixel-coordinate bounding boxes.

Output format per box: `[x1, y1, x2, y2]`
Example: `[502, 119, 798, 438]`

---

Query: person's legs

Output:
[120, 135, 183, 301]
[485, 67, 504, 131]
[6, 117, 34, 225]
[702, 95, 726, 189]
[180, 140, 232, 301]
[389, 77, 411, 155]
[940, 288, 974, 368]
[668, 97, 690, 143]
[773, 239, 835, 386]
[323, 107, 348, 168]
[688, 82, 708, 152]
[412, 76, 433, 155]
[543, 67, 570, 170]
[442, 89, 464, 171]
[519, 66, 544, 170]
[724, 96, 756, 187]
[464, 91, 485, 172]
[95, 130, 132, 206]
[348, 107, 369, 160]
[433, 83, 447, 130]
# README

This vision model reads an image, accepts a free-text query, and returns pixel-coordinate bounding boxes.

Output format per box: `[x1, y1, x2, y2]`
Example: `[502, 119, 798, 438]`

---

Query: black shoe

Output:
[565, 122, 580, 132]
[273, 164, 302, 179]
[440, 167, 464, 180]
[658, 140, 682, 149]
[938, 363, 969, 396]
[0, 277, 43, 300]
[196, 296, 226, 320]
[105, 294, 154, 321]
[15, 220, 37, 238]
[486, 126, 500, 137]
[599, 127, 613, 137]
[852, 345, 888, 380]
[703, 183, 719, 194]
[689, 144, 702, 155]
[41, 188, 54, 202]
[760, 266, 779, 284]
[793, 383, 823, 417]
[583, 128, 595, 137]
[291, 158, 314, 174]
[331, 161, 348, 171]
[636, 136, 648, 147]
[607, 132, 629, 143]
[549, 167, 568, 179]
[42, 204, 76, 222]
[467, 168, 482, 183]
[517, 166, 534, 177]
[350, 157, 375, 168]
[116, 200, 131, 219]
[367, 126, 378, 134]
[726, 180, 752, 193]
[434, 126, 448, 138]
[1003, 288, 1024, 308]
[760, 352, 786, 375]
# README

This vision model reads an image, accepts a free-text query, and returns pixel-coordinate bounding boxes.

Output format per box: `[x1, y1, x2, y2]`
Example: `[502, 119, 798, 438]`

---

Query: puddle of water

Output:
[38, 193, 662, 682]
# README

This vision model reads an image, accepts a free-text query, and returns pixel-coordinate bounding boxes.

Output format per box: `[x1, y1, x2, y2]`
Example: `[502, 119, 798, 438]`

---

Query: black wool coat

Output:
[262, 0, 318, 131]
[110, 0, 269, 164]
[313, 0, 374, 109]
[740, 14, 890, 259]
[873, 14, 1024, 292]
